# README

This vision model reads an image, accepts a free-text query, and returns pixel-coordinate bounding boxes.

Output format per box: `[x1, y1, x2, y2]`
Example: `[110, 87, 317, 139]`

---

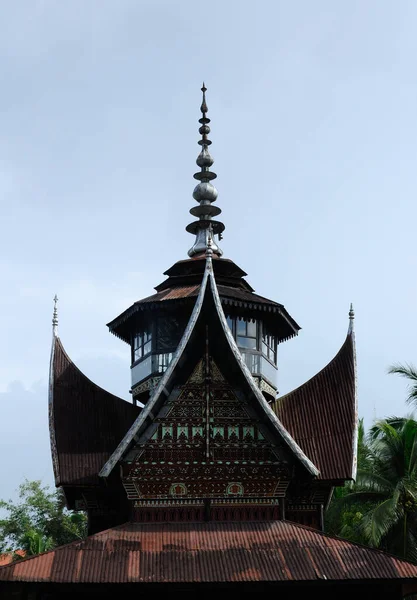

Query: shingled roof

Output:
[1, 521, 416, 584]
[49, 336, 140, 487]
[272, 325, 357, 482]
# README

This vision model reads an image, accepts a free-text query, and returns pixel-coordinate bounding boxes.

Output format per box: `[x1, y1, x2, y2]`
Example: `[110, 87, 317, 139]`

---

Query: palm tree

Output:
[23, 530, 54, 556]
[325, 419, 372, 544]
[357, 417, 373, 471]
[329, 417, 417, 562]
[388, 363, 417, 406]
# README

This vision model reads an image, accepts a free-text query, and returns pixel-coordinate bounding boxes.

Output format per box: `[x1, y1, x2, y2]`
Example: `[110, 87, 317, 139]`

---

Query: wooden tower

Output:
[48, 85, 357, 535]
[4, 86, 417, 600]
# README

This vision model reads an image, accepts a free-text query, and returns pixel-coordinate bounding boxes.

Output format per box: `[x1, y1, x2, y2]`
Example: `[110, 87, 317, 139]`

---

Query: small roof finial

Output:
[348, 303, 354, 334]
[52, 294, 58, 336]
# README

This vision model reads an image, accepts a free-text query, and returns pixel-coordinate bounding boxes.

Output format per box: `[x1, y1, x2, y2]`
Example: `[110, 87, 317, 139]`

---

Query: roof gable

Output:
[49, 336, 140, 487]
[100, 256, 318, 479]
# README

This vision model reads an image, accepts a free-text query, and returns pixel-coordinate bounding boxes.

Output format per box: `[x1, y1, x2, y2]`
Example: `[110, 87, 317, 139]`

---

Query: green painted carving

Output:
[243, 426, 254, 439]
[213, 426, 224, 439]
[192, 426, 203, 438]
[177, 425, 189, 439]
[228, 425, 239, 440]
[162, 426, 173, 439]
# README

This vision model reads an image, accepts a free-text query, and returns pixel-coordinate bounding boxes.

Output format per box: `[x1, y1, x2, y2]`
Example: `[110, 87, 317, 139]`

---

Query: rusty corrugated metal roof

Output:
[107, 279, 300, 346]
[136, 285, 200, 302]
[122, 284, 299, 332]
[217, 285, 281, 306]
[273, 332, 356, 481]
[50, 337, 140, 487]
[1, 521, 416, 584]
[0, 551, 25, 566]
[134, 284, 281, 306]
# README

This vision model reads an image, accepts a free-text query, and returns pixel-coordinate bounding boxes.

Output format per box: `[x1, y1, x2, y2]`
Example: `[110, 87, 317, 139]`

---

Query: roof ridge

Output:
[99, 257, 211, 478]
[208, 273, 319, 477]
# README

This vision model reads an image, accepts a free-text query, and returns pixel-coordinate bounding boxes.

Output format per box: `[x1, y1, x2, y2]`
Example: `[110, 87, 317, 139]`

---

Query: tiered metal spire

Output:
[187, 83, 225, 257]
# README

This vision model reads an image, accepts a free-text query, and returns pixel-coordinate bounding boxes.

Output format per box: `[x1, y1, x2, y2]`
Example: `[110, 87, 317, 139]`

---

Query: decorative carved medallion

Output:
[169, 483, 187, 497]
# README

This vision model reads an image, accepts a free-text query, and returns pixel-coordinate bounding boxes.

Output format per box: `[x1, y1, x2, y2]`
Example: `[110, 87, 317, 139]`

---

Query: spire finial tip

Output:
[348, 303, 355, 334]
[52, 294, 58, 335]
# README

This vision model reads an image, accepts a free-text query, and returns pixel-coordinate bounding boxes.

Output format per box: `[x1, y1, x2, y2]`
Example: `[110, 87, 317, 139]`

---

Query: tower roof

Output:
[106, 84, 302, 347]
[106, 255, 300, 345]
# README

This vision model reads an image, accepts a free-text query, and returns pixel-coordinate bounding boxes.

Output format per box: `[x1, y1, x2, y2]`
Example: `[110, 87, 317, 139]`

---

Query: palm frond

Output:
[361, 497, 399, 546]
[408, 435, 417, 479]
[328, 414, 417, 559]
[355, 470, 394, 494]
[357, 418, 366, 445]
[332, 490, 387, 508]
[369, 416, 409, 440]
[403, 420, 417, 475]
[389, 363, 417, 405]
[369, 420, 399, 443]
[405, 527, 417, 563]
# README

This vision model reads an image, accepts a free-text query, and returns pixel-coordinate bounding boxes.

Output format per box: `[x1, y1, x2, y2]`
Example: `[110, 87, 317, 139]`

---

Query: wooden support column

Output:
[280, 497, 286, 520]
[320, 503, 325, 531]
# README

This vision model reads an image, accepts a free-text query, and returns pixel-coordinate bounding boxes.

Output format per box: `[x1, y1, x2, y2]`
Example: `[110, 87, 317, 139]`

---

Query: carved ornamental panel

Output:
[122, 357, 291, 502]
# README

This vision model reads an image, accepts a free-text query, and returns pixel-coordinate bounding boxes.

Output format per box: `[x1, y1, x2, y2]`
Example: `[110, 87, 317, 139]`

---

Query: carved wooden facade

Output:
[122, 354, 292, 522]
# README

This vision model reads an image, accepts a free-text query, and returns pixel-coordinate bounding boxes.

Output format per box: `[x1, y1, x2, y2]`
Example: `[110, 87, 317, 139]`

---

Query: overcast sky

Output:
[1, 1, 416, 502]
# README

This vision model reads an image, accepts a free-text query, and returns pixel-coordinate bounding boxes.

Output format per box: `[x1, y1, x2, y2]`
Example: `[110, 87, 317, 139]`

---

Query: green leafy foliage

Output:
[326, 417, 417, 562]
[326, 419, 372, 545]
[0, 480, 87, 556]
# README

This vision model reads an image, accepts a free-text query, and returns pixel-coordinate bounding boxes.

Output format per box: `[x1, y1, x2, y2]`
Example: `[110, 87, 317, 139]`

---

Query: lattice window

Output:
[237, 318, 257, 350]
[226, 316, 258, 350]
[262, 326, 277, 365]
[133, 328, 152, 361]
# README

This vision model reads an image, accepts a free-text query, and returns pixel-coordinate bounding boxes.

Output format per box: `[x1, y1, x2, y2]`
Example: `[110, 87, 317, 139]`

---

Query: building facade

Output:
[1, 86, 417, 598]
